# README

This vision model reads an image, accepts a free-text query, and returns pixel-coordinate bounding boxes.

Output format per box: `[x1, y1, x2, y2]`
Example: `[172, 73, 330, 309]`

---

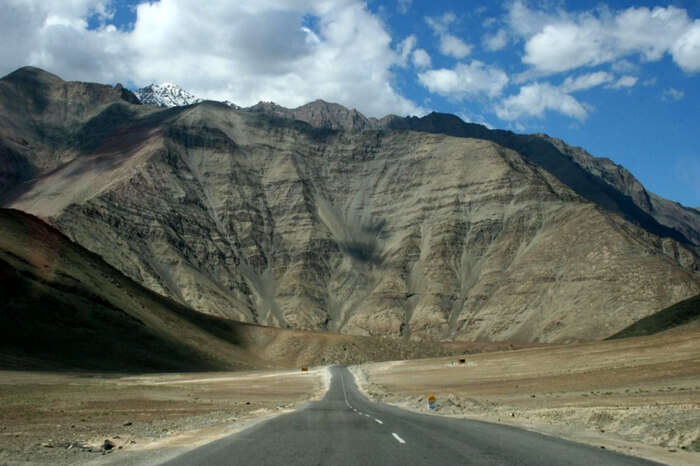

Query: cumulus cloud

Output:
[0, 0, 424, 118]
[671, 20, 700, 72]
[496, 82, 588, 121]
[425, 12, 455, 35]
[438, 34, 471, 59]
[418, 61, 509, 99]
[483, 29, 508, 51]
[426, 12, 472, 59]
[412, 49, 431, 68]
[506, 1, 700, 74]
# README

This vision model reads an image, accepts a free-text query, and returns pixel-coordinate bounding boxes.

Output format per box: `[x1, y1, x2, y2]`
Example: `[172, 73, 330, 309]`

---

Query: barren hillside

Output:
[1, 67, 698, 343]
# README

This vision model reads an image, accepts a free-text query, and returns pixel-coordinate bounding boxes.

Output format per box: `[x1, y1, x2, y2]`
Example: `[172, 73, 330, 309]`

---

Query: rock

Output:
[123, 422, 132, 426]
[102, 439, 116, 451]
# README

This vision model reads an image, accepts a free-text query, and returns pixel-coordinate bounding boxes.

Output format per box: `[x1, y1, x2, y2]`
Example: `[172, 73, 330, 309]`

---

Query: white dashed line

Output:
[364, 414, 370, 417]
[375, 419, 383, 424]
[340, 374, 350, 406]
[392, 433, 406, 444]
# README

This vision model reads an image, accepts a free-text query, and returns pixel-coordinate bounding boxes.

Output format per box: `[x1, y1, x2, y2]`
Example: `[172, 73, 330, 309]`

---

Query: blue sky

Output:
[1, 1, 698, 207]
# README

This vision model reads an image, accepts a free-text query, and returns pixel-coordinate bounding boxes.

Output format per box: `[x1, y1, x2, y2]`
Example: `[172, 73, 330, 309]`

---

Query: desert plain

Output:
[0, 368, 328, 465]
[351, 327, 700, 466]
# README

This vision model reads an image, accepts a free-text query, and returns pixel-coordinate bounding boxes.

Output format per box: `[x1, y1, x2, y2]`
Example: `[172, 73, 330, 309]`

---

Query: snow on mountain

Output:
[133, 83, 240, 108]
[133, 83, 202, 107]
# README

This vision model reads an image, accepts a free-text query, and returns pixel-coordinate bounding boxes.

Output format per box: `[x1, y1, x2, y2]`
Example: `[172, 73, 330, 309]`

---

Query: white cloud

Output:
[397, 34, 416, 66]
[610, 59, 639, 74]
[411, 48, 431, 69]
[418, 61, 509, 99]
[483, 29, 508, 51]
[506, 1, 700, 74]
[662, 87, 685, 101]
[458, 111, 493, 129]
[397, 0, 412, 15]
[439, 34, 471, 59]
[425, 12, 456, 35]
[560, 71, 613, 92]
[0, 0, 424, 118]
[496, 82, 588, 121]
[609, 75, 638, 89]
[671, 20, 700, 72]
[426, 12, 471, 59]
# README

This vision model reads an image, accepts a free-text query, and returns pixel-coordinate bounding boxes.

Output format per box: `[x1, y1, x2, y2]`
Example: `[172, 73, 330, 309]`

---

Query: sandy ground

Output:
[0, 368, 329, 465]
[350, 330, 700, 466]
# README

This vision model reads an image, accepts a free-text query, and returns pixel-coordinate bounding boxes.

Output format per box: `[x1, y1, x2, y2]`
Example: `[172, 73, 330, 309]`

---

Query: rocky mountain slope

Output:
[1, 67, 698, 343]
[131, 83, 700, 246]
[0, 207, 464, 370]
[608, 293, 700, 339]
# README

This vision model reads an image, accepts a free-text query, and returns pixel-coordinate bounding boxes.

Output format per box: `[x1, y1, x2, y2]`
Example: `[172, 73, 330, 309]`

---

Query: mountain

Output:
[133, 82, 240, 109]
[0, 207, 463, 370]
[380, 113, 700, 247]
[134, 82, 202, 107]
[1, 67, 698, 343]
[607, 293, 700, 339]
[246, 99, 384, 131]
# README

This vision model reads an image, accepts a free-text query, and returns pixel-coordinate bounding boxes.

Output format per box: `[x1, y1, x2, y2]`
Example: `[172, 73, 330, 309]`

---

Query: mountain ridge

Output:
[127, 78, 700, 238]
[0, 207, 468, 370]
[1, 67, 698, 343]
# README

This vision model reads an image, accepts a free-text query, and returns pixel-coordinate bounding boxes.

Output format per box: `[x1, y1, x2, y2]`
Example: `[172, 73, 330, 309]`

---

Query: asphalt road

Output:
[162, 366, 658, 465]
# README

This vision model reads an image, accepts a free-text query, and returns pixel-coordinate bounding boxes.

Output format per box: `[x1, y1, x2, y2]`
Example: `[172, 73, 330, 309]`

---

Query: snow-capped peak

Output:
[133, 83, 240, 109]
[134, 83, 202, 107]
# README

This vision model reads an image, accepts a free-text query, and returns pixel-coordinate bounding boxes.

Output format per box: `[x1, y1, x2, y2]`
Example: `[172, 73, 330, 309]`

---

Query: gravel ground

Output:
[0, 368, 329, 465]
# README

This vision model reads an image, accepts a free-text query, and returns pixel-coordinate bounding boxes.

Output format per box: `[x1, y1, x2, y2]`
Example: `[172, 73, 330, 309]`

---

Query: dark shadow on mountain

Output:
[607, 293, 700, 339]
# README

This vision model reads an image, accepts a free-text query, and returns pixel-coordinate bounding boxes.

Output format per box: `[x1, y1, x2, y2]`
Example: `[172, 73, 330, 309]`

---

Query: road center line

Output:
[375, 419, 383, 424]
[392, 433, 406, 444]
[340, 373, 350, 407]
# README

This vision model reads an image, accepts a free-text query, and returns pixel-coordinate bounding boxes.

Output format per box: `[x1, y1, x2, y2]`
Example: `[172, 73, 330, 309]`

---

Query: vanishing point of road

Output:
[162, 366, 658, 465]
